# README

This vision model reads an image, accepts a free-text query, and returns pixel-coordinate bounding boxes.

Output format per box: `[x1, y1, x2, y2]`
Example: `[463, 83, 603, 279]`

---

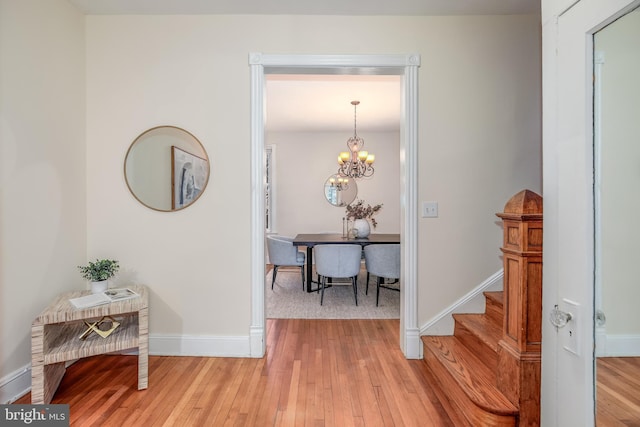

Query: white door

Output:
[541, 0, 640, 425]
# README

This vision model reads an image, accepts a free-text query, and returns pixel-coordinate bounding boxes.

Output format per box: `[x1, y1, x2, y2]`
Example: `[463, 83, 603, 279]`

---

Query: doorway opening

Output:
[249, 53, 421, 358]
[264, 73, 402, 321]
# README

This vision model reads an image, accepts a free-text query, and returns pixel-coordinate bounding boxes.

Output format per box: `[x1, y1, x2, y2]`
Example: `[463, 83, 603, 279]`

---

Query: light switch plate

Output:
[422, 201, 438, 218]
[562, 298, 580, 356]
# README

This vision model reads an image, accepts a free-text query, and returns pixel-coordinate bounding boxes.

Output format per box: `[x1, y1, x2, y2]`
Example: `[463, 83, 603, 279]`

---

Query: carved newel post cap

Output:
[499, 189, 542, 217]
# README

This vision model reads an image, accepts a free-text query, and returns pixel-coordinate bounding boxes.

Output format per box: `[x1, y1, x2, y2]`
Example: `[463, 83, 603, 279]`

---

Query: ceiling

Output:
[68, 0, 539, 133]
[266, 75, 401, 132]
[68, 0, 539, 16]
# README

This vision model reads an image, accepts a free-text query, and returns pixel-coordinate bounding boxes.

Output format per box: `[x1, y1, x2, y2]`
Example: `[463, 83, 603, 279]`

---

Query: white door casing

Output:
[541, 0, 640, 425]
[248, 53, 421, 359]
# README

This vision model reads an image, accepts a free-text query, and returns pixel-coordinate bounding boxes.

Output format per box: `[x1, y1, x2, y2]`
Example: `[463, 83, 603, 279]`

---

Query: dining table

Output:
[292, 233, 401, 292]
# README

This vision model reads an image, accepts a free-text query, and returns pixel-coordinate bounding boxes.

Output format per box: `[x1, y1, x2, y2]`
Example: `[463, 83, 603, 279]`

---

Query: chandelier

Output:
[337, 100, 375, 179]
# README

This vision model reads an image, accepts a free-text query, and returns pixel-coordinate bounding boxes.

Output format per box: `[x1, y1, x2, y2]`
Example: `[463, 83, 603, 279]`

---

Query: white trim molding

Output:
[420, 270, 504, 338]
[0, 364, 31, 404]
[250, 57, 267, 358]
[249, 53, 421, 359]
[596, 331, 640, 357]
[150, 334, 251, 357]
[0, 333, 253, 404]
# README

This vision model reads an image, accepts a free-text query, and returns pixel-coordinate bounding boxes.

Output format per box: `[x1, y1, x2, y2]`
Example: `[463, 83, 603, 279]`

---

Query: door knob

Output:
[550, 304, 572, 329]
[595, 309, 606, 327]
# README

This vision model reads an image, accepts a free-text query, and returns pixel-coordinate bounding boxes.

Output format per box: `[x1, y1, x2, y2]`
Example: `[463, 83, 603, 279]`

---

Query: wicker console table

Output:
[31, 284, 148, 404]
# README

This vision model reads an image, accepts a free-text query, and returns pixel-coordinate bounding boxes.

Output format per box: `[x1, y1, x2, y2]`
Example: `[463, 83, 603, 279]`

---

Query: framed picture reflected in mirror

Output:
[171, 146, 209, 210]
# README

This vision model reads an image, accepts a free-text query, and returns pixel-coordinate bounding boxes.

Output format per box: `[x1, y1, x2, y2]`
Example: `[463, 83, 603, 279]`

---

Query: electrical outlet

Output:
[422, 201, 438, 218]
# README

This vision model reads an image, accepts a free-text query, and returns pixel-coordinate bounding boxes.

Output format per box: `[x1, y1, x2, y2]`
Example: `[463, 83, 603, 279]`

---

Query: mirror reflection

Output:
[593, 6, 640, 426]
[323, 174, 357, 207]
[124, 126, 210, 211]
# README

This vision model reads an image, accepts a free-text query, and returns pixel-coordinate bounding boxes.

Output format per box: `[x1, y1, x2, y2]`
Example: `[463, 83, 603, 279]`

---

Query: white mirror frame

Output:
[249, 53, 421, 358]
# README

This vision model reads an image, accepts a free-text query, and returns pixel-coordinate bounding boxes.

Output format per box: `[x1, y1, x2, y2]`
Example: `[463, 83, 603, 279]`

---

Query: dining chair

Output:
[266, 236, 306, 290]
[314, 244, 362, 306]
[364, 244, 400, 306]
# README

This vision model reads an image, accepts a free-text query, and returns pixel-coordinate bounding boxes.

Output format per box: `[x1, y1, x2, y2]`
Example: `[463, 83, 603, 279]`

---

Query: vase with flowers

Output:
[345, 200, 382, 238]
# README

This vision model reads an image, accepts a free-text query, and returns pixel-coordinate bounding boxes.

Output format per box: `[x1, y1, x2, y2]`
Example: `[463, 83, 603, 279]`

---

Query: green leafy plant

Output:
[78, 259, 120, 282]
[345, 199, 383, 228]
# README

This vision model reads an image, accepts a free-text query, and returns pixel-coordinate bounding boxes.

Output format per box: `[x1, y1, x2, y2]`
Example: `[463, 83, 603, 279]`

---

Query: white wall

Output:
[83, 14, 541, 353]
[268, 130, 400, 237]
[0, 0, 86, 401]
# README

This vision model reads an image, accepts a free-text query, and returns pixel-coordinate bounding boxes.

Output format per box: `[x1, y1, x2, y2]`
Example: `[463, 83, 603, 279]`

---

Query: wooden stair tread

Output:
[422, 335, 518, 416]
[453, 313, 502, 352]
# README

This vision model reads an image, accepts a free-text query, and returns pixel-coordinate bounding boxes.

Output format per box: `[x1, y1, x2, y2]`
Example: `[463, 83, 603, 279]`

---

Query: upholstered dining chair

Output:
[266, 236, 305, 290]
[364, 244, 400, 306]
[314, 244, 362, 306]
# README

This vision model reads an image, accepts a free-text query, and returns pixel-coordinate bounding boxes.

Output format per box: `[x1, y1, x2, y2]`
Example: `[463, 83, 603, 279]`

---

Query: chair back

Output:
[266, 236, 304, 266]
[364, 244, 400, 279]
[314, 244, 362, 278]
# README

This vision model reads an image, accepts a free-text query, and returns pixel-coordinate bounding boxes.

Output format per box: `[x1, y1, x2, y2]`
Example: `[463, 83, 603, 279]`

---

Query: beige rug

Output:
[266, 267, 400, 319]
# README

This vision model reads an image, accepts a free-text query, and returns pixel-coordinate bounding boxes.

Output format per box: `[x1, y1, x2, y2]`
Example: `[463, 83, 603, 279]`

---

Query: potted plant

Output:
[345, 200, 383, 238]
[78, 259, 120, 293]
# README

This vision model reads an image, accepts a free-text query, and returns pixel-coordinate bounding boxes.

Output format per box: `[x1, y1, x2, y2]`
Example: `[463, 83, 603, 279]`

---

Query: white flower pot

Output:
[352, 219, 371, 238]
[91, 280, 108, 294]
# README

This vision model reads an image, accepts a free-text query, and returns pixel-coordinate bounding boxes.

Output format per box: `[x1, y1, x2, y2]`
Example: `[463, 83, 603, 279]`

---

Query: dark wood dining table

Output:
[292, 233, 401, 292]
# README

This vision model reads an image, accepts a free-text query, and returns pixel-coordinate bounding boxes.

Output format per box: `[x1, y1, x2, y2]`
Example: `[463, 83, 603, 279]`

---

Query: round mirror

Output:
[124, 126, 210, 211]
[323, 174, 357, 207]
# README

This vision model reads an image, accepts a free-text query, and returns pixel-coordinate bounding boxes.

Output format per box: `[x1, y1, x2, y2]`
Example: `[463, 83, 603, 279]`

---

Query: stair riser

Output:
[423, 347, 516, 427]
[484, 298, 503, 326]
[454, 322, 498, 370]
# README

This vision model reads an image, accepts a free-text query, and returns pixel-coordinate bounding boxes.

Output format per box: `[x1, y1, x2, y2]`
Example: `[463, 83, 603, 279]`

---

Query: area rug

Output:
[266, 267, 400, 319]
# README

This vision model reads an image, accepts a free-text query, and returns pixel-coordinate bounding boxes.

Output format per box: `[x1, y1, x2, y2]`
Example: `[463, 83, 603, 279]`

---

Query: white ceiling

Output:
[266, 75, 401, 132]
[68, 0, 539, 16]
[67, 0, 539, 133]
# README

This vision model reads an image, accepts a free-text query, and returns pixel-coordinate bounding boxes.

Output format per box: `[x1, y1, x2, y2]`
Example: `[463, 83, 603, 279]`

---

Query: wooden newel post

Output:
[495, 189, 543, 427]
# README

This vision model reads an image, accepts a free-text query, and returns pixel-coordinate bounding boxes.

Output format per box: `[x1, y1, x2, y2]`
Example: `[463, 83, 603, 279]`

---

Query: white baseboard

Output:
[404, 328, 422, 359]
[1, 334, 251, 403]
[420, 270, 504, 336]
[149, 334, 251, 357]
[595, 327, 606, 357]
[3, 273, 507, 402]
[597, 332, 640, 357]
[0, 365, 31, 404]
[250, 326, 265, 358]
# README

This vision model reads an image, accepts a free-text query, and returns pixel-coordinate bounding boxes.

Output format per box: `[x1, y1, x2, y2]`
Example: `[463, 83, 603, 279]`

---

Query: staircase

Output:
[421, 190, 543, 427]
[421, 291, 518, 426]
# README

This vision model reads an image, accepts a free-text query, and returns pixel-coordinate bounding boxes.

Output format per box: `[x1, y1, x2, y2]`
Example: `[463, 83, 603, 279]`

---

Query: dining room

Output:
[264, 73, 402, 320]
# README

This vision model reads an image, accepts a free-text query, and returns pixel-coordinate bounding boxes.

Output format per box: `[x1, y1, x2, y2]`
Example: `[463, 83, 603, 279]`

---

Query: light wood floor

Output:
[17, 319, 455, 426]
[596, 357, 640, 426]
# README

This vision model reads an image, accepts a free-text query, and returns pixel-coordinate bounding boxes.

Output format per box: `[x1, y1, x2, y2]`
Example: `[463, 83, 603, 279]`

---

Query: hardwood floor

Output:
[596, 357, 640, 426]
[16, 319, 455, 426]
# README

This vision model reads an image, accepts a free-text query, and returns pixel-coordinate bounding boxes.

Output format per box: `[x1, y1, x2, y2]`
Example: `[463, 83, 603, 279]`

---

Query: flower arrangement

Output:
[78, 259, 120, 282]
[345, 200, 383, 228]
